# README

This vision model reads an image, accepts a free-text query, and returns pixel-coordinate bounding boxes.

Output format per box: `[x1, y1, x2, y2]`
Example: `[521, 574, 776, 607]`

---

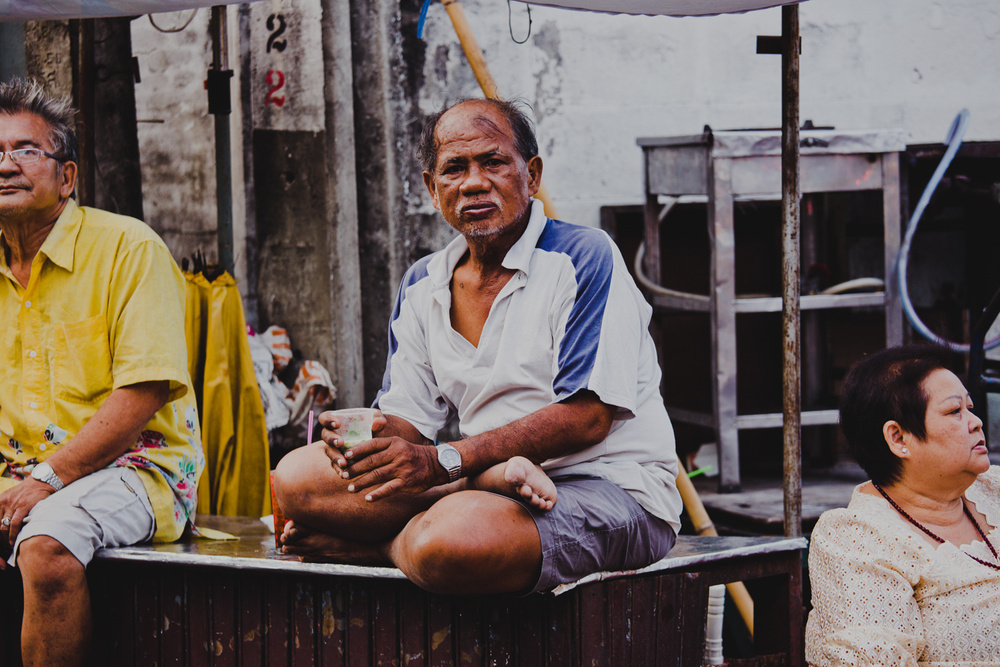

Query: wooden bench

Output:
[0, 516, 806, 666]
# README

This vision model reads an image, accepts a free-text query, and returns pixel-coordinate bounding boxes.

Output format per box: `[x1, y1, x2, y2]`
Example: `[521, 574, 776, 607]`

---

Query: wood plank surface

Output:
[0, 518, 806, 666]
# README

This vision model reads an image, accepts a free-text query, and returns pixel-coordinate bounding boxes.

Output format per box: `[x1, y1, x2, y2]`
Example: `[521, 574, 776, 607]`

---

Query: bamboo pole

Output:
[440, 0, 558, 219]
[677, 460, 755, 638]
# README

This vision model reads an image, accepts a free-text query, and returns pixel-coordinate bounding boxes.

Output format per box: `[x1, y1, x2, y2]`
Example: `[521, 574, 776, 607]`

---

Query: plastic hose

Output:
[417, 0, 433, 39]
[897, 109, 1000, 353]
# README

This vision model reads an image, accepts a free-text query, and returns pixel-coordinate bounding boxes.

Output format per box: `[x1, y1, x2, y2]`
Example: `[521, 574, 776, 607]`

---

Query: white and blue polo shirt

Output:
[375, 199, 681, 530]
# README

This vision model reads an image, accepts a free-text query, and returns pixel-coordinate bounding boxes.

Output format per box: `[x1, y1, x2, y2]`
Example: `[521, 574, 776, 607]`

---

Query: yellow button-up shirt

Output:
[0, 199, 204, 542]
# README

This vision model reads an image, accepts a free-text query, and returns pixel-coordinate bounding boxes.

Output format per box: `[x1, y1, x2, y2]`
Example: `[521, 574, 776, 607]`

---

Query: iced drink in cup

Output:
[330, 408, 377, 450]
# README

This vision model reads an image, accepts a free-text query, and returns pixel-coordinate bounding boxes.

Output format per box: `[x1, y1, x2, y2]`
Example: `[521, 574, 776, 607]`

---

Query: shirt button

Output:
[24, 301, 31, 308]
[29, 401, 38, 409]
[39, 444, 46, 451]
[28, 350, 37, 359]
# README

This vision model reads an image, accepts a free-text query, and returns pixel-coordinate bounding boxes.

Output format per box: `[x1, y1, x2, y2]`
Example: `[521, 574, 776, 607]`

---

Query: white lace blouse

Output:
[806, 466, 1000, 666]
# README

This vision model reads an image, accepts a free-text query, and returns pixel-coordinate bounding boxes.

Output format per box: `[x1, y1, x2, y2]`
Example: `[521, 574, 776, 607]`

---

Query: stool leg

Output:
[705, 584, 726, 665]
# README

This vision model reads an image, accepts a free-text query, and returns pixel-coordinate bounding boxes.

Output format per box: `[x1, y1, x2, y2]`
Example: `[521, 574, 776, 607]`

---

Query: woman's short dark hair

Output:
[0, 78, 78, 164]
[839, 344, 953, 486]
[418, 97, 538, 174]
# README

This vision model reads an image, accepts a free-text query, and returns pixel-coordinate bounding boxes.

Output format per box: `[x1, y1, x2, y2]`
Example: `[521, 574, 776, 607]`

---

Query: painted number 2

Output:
[265, 70, 285, 107]
[266, 14, 287, 53]
[264, 13, 288, 109]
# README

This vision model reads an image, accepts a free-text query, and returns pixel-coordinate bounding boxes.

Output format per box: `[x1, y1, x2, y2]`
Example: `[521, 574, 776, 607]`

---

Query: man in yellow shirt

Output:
[0, 79, 204, 666]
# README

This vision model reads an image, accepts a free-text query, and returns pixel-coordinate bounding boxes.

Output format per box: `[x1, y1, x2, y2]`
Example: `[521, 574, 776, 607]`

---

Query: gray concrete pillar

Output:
[0, 22, 27, 81]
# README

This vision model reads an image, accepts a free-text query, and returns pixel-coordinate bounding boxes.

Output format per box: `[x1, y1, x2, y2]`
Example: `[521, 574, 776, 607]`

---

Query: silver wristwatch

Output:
[435, 443, 462, 483]
[31, 462, 65, 491]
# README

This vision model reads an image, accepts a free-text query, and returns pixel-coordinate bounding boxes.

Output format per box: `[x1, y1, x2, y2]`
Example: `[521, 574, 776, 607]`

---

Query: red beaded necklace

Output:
[872, 482, 1000, 572]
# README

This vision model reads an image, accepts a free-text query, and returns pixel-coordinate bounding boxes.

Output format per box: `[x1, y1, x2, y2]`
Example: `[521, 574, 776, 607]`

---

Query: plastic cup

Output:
[329, 408, 377, 450]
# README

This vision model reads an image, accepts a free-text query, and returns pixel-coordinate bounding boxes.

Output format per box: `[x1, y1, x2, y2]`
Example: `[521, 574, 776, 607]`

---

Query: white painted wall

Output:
[132, 11, 217, 255]
[416, 0, 1000, 227]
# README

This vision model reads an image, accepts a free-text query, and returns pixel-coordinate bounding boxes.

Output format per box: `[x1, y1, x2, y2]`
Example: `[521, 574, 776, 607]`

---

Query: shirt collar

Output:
[0, 198, 81, 277]
[426, 198, 548, 285]
[501, 198, 548, 275]
[35, 198, 82, 273]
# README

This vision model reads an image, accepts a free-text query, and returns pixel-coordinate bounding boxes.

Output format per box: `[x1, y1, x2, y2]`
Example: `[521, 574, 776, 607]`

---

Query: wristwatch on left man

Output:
[31, 462, 65, 491]
[435, 443, 462, 483]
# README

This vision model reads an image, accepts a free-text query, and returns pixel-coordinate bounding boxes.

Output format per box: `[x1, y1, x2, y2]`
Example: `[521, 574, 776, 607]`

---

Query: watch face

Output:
[439, 447, 461, 468]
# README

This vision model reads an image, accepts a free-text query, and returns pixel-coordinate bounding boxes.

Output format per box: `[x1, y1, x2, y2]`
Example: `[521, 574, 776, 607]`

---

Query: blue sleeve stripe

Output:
[536, 219, 614, 397]
[375, 255, 433, 404]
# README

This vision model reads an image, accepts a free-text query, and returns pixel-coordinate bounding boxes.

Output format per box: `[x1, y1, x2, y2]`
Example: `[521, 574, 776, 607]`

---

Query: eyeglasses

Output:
[0, 148, 66, 165]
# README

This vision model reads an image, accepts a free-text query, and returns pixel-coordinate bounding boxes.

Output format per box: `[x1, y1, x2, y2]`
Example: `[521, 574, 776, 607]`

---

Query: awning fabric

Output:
[2, 0, 803, 22]
[516, 0, 803, 17]
[0, 0, 257, 22]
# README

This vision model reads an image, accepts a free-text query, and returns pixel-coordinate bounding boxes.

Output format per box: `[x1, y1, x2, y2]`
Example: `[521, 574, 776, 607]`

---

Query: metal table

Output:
[639, 127, 907, 491]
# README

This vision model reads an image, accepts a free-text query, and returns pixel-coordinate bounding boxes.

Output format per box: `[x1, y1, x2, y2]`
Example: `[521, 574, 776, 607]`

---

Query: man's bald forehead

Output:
[434, 100, 514, 142]
[418, 97, 537, 174]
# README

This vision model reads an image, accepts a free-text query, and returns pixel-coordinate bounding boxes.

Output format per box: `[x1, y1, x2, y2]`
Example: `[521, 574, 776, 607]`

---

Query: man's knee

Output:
[17, 536, 84, 591]
[400, 493, 540, 593]
[399, 514, 468, 591]
[273, 442, 339, 519]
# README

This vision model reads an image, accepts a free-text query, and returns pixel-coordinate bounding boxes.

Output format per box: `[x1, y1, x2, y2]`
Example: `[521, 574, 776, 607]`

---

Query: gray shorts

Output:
[10, 467, 155, 569]
[510, 474, 677, 594]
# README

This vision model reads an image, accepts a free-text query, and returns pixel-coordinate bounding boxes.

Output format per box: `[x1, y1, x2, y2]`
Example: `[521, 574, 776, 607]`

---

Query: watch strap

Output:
[32, 463, 65, 491]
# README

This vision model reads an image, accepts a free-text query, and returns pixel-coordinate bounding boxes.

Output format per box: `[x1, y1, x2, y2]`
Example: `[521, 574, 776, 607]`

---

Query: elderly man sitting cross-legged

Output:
[273, 98, 682, 595]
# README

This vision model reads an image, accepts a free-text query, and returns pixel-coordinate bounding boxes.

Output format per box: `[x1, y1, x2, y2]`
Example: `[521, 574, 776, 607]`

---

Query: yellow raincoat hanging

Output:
[185, 271, 271, 517]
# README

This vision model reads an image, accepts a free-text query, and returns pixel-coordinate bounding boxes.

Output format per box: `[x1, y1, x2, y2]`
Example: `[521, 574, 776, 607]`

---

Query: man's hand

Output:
[317, 408, 387, 477]
[325, 437, 443, 502]
[0, 478, 56, 554]
[317, 409, 388, 450]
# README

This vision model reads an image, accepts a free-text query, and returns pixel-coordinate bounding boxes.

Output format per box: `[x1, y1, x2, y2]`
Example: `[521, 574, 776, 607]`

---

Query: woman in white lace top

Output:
[806, 345, 1000, 666]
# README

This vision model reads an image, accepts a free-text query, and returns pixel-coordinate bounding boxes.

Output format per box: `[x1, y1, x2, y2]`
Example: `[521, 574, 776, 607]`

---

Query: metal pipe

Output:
[440, 0, 558, 219]
[781, 4, 802, 539]
[210, 5, 234, 274]
[214, 113, 234, 274]
[211, 5, 228, 70]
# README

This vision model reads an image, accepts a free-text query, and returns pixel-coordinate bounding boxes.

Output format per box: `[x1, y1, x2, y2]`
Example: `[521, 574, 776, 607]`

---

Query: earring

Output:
[901, 447, 909, 454]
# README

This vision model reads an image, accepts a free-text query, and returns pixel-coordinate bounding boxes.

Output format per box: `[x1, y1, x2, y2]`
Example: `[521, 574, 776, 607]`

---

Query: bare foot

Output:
[280, 519, 391, 565]
[504, 456, 557, 511]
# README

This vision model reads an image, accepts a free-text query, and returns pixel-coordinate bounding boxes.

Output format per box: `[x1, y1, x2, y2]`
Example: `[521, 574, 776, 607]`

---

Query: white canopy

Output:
[0, 0, 256, 22]
[3, 0, 806, 22]
[517, 0, 803, 17]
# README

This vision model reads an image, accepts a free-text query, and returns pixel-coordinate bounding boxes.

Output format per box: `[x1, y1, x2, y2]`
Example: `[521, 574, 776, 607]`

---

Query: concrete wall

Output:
[133, 11, 220, 270]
